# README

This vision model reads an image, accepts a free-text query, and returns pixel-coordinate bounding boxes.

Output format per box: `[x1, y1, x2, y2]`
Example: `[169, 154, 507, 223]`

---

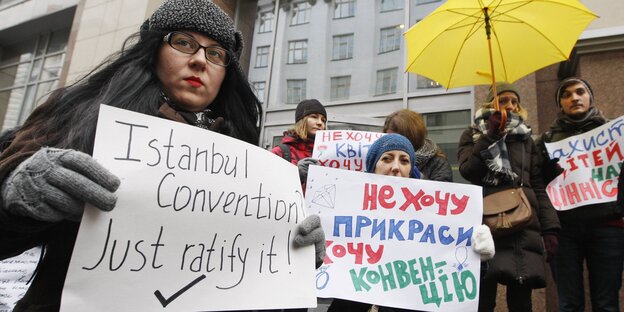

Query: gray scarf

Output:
[415, 139, 438, 170]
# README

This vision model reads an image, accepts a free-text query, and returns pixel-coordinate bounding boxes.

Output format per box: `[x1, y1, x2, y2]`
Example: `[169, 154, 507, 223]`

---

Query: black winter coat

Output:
[420, 154, 453, 182]
[0, 127, 81, 312]
[458, 127, 560, 288]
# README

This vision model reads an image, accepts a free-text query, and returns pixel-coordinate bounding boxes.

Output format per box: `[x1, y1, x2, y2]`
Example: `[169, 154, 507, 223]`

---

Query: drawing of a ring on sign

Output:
[453, 246, 469, 271]
[312, 184, 336, 209]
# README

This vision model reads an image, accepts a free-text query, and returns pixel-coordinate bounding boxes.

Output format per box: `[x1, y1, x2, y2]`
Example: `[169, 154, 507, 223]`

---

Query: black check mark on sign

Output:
[154, 274, 206, 307]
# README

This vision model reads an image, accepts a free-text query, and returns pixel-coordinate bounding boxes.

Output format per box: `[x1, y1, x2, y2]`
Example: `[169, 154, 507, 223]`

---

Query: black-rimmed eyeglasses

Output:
[163, 32, 231, 67]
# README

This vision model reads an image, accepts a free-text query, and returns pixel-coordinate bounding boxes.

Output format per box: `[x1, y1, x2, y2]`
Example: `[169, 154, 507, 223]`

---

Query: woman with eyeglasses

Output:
[0, 1, 324, 311]
[457, 82, 560, 312]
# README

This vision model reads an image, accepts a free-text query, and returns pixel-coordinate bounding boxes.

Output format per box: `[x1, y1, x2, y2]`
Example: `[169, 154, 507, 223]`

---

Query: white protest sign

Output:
[61, 105, 316, 311]
[544, 116, 624, 211]
[0, 247, 41, 312]
[306, 166, 482, 311]
[312, 130, 385, 172]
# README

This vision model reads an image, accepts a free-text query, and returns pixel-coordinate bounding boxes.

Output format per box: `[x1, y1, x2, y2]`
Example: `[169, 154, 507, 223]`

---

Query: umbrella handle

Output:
[486, 7, 507, 131]
[492, 94, 507, 131]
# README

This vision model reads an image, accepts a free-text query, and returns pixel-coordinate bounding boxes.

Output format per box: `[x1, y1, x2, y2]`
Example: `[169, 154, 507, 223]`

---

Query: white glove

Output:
[472, 224, 495, 261]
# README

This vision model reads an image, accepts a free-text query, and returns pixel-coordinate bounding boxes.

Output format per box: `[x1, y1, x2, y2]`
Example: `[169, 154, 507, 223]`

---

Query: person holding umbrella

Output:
[458, 82, 560, 312]
[537, 77, 624, 312]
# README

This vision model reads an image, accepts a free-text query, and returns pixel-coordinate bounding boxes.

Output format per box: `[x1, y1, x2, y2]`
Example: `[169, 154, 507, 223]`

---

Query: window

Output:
[421, 110, 471, 183]
[424, 110, 471, 128]
[253, 81, 266, 103]
[375, 68, 398, 95]
[258, 11, 274, 33]
[331, 76, 351, 100]
[379, 26, 401, 53]
[381, 0, 403, 11]
[287, 40, 307, 64]
[0, 28, 69, 131]
[417, 75, 441, 89]
[287, 79, 306, 104]
[291, 1, 311, 25]
[255, 45, 270, 68]
[332, 34, 353, 60]
[416, 0, 441, 4]
[334, 0, 355, 19]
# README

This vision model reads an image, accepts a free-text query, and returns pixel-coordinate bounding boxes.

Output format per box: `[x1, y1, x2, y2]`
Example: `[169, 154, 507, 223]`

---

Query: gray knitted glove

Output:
[297, 157, 319, 183]
[293, 214, 326, 268]
[2, 147, 121, 222]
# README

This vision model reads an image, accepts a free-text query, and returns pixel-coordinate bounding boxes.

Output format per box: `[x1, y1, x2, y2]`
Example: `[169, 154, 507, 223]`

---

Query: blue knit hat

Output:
[366, 133, 418, 178]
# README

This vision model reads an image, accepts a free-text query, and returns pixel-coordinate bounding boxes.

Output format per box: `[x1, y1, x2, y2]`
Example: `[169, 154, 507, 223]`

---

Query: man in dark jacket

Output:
[538, 77, 624, 312]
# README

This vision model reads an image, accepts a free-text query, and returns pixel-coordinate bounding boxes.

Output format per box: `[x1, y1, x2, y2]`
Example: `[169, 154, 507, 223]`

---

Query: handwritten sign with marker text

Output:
[306, 166, 482, 311]
[312, 130, 385, 172]
[0, 247, 41, 312]
[544, 116, 623, 211]
[61, 105, 316, 311]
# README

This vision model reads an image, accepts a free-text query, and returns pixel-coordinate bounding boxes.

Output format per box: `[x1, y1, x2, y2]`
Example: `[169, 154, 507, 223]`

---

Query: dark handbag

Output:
[482, 144, 533, 237]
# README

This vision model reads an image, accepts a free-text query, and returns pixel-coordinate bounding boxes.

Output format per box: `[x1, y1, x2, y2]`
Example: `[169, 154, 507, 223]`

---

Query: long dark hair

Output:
[0, 29, 262, 177]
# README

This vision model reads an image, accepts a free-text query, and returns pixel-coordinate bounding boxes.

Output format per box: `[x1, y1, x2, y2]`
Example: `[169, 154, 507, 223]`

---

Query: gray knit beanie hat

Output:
[147, 0, 243, 59]
[555, 77, 594, 107]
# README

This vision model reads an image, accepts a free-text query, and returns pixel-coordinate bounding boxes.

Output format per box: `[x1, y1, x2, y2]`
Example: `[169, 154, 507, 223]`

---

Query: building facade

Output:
[248, 0, 624, 183]
[0, 0, 77, 132]
[251, 0, 477, 181]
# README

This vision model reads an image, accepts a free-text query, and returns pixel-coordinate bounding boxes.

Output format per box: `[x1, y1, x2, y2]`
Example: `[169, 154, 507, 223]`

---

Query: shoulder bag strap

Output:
[279, 143, 291, 163]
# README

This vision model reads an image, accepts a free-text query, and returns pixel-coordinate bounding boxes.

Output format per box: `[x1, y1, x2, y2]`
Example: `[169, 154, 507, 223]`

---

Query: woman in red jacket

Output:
[272, 99, 327, 184]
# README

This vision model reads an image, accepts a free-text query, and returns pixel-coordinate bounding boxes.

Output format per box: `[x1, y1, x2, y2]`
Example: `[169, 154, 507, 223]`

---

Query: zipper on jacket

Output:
[514, 237, 526, 285]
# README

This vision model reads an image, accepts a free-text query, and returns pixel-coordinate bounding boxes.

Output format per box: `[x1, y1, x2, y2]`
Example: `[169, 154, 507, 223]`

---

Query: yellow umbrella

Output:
[405, 0, 596, 110]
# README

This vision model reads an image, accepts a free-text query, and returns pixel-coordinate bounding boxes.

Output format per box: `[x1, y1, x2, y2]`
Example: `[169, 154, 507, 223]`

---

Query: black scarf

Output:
[554, 106, 606, 132]
[158, 91, 218, 129]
